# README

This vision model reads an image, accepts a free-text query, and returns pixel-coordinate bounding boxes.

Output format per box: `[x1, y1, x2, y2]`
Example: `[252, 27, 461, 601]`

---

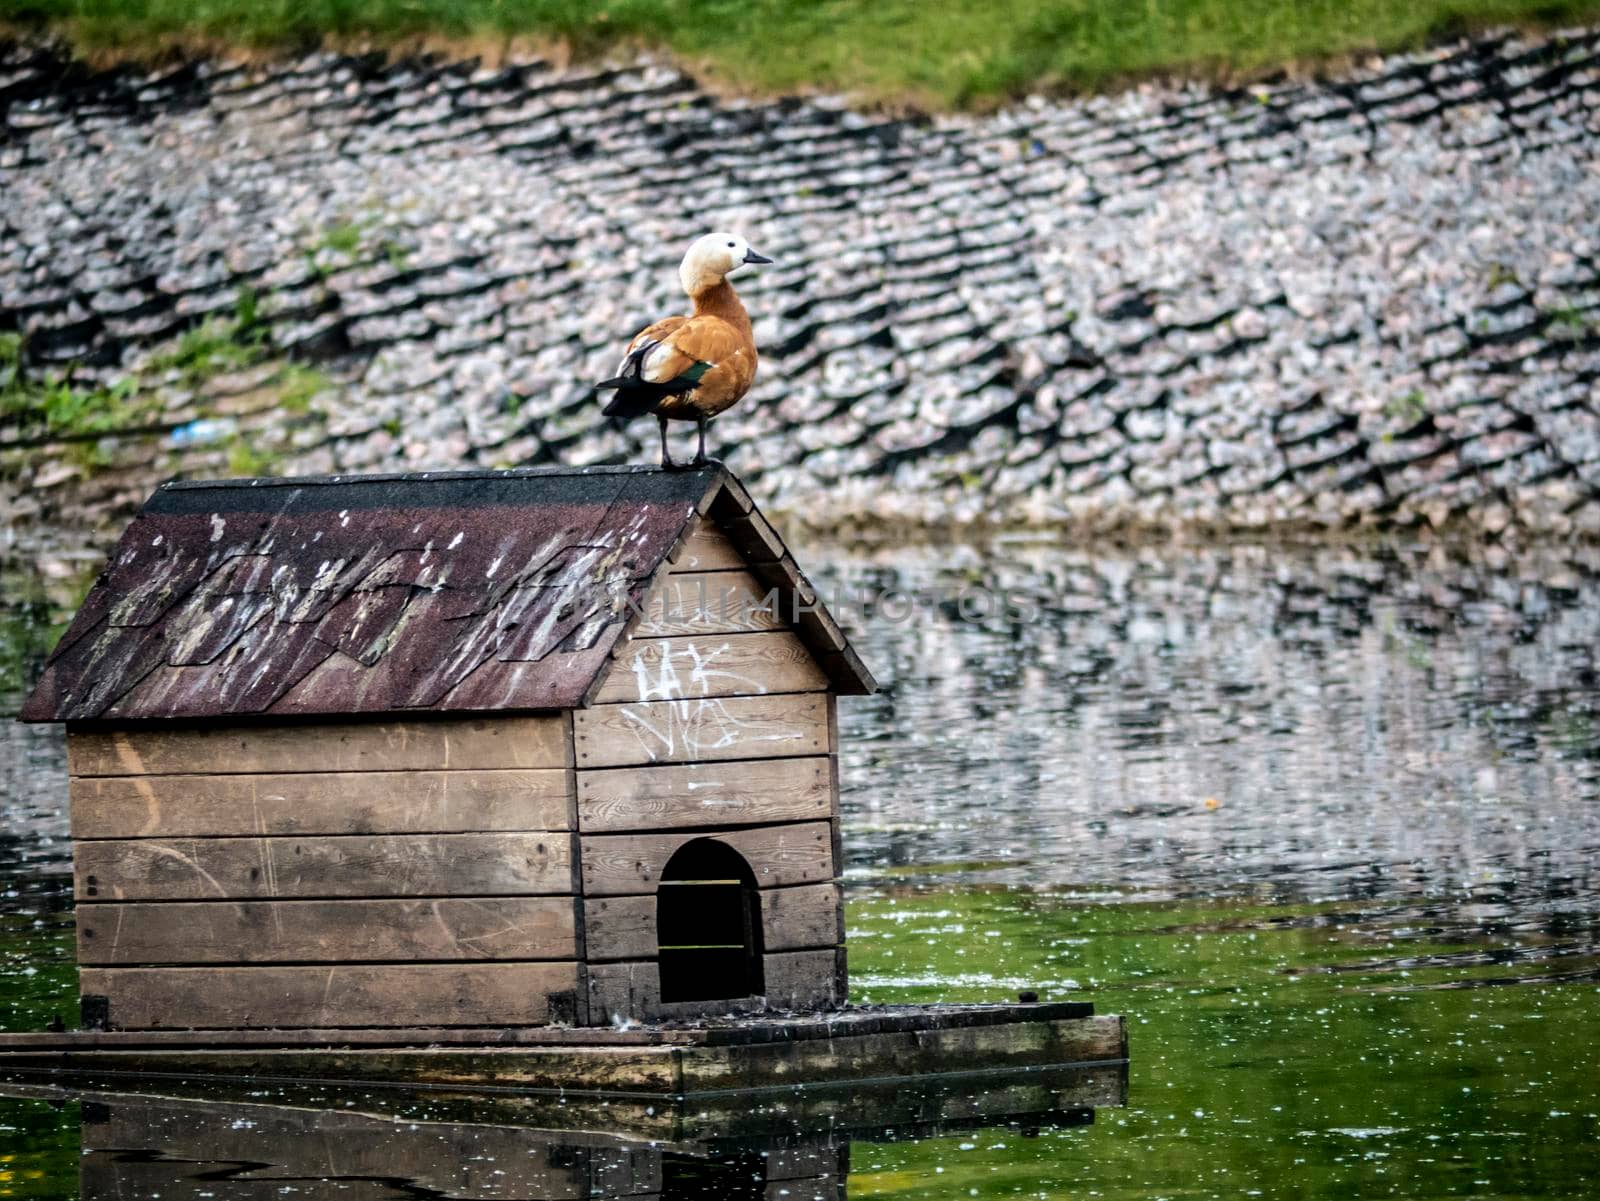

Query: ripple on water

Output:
[2, 535, 1599, 1198]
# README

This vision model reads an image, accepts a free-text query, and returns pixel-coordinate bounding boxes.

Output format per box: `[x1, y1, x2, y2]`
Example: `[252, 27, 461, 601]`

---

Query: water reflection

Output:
[818, 539, 1600, 911]
[0, 1067, 1119, 1199]
[3, 534, 1600, 1197]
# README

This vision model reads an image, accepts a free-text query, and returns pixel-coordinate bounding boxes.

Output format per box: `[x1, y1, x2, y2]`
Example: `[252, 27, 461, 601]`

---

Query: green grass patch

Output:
[275, 362, 332, 414]
[1546, 304, 1594, 335]
[0, 332, 164, 457]
[7, 0, 1600, 105]
[146, 314, 264, 383]
[2, 300, 333, 478]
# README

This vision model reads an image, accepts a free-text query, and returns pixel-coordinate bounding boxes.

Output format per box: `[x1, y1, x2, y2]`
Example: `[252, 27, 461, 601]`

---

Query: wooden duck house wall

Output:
[68, 715, 581, 1029]
[576, 521, 845, 1023]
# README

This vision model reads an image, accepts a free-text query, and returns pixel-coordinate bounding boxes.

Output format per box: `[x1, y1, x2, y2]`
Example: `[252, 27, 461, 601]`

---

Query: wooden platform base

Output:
[0, 1002, 1125, 1100]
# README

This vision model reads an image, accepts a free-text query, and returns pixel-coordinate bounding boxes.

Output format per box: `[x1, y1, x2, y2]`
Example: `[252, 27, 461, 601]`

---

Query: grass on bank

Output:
[1, 300, 331, 477]
[4, 0, 1600, 106]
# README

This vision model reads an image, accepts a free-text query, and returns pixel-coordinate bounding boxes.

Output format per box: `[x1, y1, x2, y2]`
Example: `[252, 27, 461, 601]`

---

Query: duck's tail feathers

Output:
[599, 380, 669, 420]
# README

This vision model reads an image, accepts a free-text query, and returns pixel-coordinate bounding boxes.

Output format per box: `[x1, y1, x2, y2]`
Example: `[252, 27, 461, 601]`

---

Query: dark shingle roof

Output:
[20, 465, 873, 723]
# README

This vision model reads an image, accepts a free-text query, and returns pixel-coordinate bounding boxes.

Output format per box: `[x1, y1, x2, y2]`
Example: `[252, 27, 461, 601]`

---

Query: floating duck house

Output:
[21, 465, 874, 1032]
[11, 464, 1125, 1093]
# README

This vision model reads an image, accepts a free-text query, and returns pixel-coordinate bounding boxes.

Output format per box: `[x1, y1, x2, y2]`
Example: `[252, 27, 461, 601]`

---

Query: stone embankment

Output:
[2, 30, 1598, 540]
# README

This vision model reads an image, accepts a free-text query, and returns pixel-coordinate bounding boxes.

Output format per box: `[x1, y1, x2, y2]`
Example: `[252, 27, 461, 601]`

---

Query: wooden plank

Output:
[593, 632, 828, 705]
[581, 895, 657, 962]
[577, 756, 831, 833]
[69, 768, 574, 839]
[585, 882, 840, 962]
[3, 1042, 686, 1094]
[632, 570, 783, 637]
[760, 883, 842, 952]
[721, 506, 785, 564]
[77, 897, 579, 965]
[586, 960, 655, 1024]
[760, 949, 840, 1010]
[580, 822, 832, 897]
[75, 832, 575, 901]
[584, 949, 836, 1023]
[819, 643, 876, 696]
[668, 522, 746, 572]
[573, 693, 828, 769]
[67, 716, 570, 778]
[80, 961, 581, 1030]
[675, 1015, 1129, 1094]
[585, 959, 754, 1025]
[709, 474, 755, 516]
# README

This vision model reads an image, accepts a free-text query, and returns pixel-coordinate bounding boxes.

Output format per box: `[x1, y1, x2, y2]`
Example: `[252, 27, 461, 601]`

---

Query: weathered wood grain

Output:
[584, 960, 701, 1024]
[580, 822, 833, 896]
[584, 881, 840, 961]
[573, 693, 829, 769]
[760, 949, 840, 1010]
[8, 1041, 688, 1094]
[592, 631, 829, 705]
[69, 769, 574, 839]
[584, 959, 647, 1023]
[576, 756, 832, 833]
[581, 895, 659, 962]
[632, 570, 784, 637]
[760, 883, 843, 953]
[675, 1015, 1129, 1094]
[74, 832, 576, 901]
[2, 1023, 1128, 1109]
[668, 522, 745, 572]
[77, 897, 579, 964]
[720, 506, 785, 565]
[584, 948, 836, 1023]
[67, 717, 570, 778]
[80, 961, 580, 1030]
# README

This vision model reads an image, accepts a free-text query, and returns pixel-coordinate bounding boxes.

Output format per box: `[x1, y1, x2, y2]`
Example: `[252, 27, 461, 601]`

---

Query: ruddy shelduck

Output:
[597, 231, 771, 469]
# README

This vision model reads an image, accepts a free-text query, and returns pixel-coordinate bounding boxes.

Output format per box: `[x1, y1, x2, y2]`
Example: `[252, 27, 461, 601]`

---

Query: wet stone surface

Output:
[2, 29, 1599, 540]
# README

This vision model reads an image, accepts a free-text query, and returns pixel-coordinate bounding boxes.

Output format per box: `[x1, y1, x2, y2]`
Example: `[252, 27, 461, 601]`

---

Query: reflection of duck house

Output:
[9, 464, 1126, 1090]
[12, 1060, 1124, 1199]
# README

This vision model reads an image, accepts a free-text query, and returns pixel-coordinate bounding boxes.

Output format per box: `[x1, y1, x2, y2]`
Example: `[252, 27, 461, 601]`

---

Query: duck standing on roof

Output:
[596, 231, 771, 469]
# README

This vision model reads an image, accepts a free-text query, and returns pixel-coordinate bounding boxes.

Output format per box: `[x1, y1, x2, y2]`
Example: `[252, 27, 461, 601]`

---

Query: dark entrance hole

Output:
[657, 838, 764, 1003]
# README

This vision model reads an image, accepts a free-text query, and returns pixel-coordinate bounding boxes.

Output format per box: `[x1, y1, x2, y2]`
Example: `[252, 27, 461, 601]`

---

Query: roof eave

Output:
[582, 469, 878, 705]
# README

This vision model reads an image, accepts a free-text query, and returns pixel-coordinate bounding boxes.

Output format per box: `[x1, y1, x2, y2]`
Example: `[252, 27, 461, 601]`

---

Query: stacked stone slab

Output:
[2, 29, 1598, 537]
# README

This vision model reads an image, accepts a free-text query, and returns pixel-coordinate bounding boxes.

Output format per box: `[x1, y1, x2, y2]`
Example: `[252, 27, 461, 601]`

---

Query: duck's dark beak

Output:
[742, 248, 773, 265]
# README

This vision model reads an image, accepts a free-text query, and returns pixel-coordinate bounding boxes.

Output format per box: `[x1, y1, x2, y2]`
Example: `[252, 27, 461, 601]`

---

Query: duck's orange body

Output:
[597, 232, 770, 469]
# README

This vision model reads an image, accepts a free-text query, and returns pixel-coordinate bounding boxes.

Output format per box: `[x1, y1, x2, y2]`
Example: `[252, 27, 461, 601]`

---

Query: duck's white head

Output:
[679, 231, 771, 296]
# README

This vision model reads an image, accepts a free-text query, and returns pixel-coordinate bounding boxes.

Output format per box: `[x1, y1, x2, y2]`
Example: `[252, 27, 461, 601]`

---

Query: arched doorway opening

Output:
[656, 838, 765, 1003]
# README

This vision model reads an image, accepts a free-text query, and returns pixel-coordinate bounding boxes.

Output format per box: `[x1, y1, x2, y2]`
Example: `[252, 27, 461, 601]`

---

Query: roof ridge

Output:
[159, 464, 723, 492]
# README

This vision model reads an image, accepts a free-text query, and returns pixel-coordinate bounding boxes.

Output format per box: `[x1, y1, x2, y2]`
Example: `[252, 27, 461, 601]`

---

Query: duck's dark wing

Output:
[598, 314, 754, 420]
[596, 316, 695, 418]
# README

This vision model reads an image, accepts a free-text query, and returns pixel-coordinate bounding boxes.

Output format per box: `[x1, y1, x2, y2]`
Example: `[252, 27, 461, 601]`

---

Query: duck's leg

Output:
[657, 414, 676, 470]
[691, 416, 723, 468]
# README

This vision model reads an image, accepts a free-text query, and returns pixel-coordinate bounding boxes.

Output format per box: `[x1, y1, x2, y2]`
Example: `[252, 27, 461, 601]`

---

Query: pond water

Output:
[2, 536, 1599, 1199]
